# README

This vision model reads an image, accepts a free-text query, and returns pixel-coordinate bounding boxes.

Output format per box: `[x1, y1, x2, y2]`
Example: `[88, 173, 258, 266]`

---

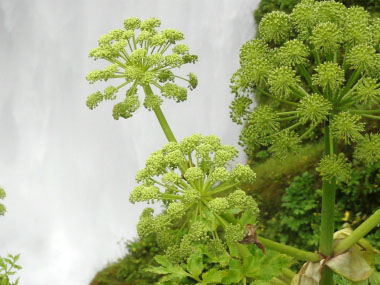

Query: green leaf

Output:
[243, 249, 293, 280]
[154, 255, 171, 267]
[221, 269, 243, 284]
[187, 251, 204, 279]
[200, 244, 230, 267]
[201, 209, 218, 231]
[201, 269, 225, 283]
[369, 272, 380, 284]
[238, 210, 256, 226]
[227, 242, 240, 258]
[145, 266, 171, 275]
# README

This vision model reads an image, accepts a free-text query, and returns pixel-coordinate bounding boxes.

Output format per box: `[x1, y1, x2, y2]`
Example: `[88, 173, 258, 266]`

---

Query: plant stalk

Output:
[258, 236, 321, 262]
[319, 124, 337, 285]
[143, 85, 177, 142]
[334, 208, 380, 255]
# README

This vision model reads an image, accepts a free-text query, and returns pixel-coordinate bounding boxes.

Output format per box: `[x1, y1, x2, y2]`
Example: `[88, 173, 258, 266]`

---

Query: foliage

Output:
[245, 142, 323, 221]
[90, 236, 162, 285]
[254, 0, 380, 25]
[265, 163, 380, 253]
[0, 188, 21, 285]
[146, 247, 292, 285]
[0, 254, 21, 285]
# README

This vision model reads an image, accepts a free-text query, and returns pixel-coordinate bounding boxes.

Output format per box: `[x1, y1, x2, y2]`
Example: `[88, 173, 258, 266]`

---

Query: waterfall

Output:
[0, 0, 258, 283]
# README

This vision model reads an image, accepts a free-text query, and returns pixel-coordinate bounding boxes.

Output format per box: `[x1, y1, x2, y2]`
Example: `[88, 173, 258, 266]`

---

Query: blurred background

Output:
[0, 0, 259, 284]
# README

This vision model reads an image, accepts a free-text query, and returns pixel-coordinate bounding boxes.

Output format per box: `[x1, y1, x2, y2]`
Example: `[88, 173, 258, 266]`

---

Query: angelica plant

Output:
[230, 0, 380, 283]
[87, 18, 300, 284]
[86, 17, 198, 142]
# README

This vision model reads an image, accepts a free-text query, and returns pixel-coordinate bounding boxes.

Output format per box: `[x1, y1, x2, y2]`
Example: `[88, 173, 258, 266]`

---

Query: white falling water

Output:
[0, 0, 259, 284]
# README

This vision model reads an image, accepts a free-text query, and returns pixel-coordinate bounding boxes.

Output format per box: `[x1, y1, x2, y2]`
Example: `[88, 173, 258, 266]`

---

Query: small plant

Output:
[0, 254, 21, 285]
[87, 2, 380, 283]
[0, 188, 22, 285]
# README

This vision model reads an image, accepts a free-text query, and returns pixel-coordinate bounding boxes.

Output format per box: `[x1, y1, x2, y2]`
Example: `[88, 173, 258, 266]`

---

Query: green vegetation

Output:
[89, 1, 380, 284]
[90, 237, 162, 285]
[0, 188, 22, 285]
[87, 17, 298, 285]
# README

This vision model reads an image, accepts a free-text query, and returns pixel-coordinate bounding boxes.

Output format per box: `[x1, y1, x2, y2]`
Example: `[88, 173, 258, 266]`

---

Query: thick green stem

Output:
[361, 114, 380, 120]
[143, 85, 177, 142]
[334, 208, 380, 255]
[153, 106, 177, 142]
[258, 236, 321, 262]
[349, 109, 380, 114]
[319, 124, 337, 285]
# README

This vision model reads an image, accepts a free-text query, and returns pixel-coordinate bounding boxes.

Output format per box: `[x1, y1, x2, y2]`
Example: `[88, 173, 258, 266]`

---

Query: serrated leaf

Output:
[201, 268, 225, 283]
[145, 266, 171, 275]
[187, 251, 204, 279]
[13, 254, 20, 262]
[221, 269, 243, 284]
[238, 210, 256, 226]
[243, 249, 293, 280]
[216, 251, 231, 267]
[154, 255, 171, 267]
[326, 247, 373, 282]
[227, 242, 240, 258]
[201, 208, 219, 231]
[369, 272, 380, 284]
[228, 258, 241, 270]
[200, 244, 230, 267]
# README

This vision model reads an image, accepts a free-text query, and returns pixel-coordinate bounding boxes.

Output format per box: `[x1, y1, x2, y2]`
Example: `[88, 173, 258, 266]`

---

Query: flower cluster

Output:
[86, 17, 198, 119]
[229, 0, 380, 169]
[131, 134, 258, 262]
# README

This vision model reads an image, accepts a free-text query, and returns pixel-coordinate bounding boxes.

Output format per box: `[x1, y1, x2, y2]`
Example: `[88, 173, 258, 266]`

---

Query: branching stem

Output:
[143, 85, 177, 142]
[334, 208, 380, 255]
[258, 236, 322, 262]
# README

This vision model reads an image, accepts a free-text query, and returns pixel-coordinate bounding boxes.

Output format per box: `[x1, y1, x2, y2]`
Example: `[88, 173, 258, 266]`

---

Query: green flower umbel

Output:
[131, 134, 258, 263]
[86, 17, 198, 120]
[230, 0, 380, 168]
